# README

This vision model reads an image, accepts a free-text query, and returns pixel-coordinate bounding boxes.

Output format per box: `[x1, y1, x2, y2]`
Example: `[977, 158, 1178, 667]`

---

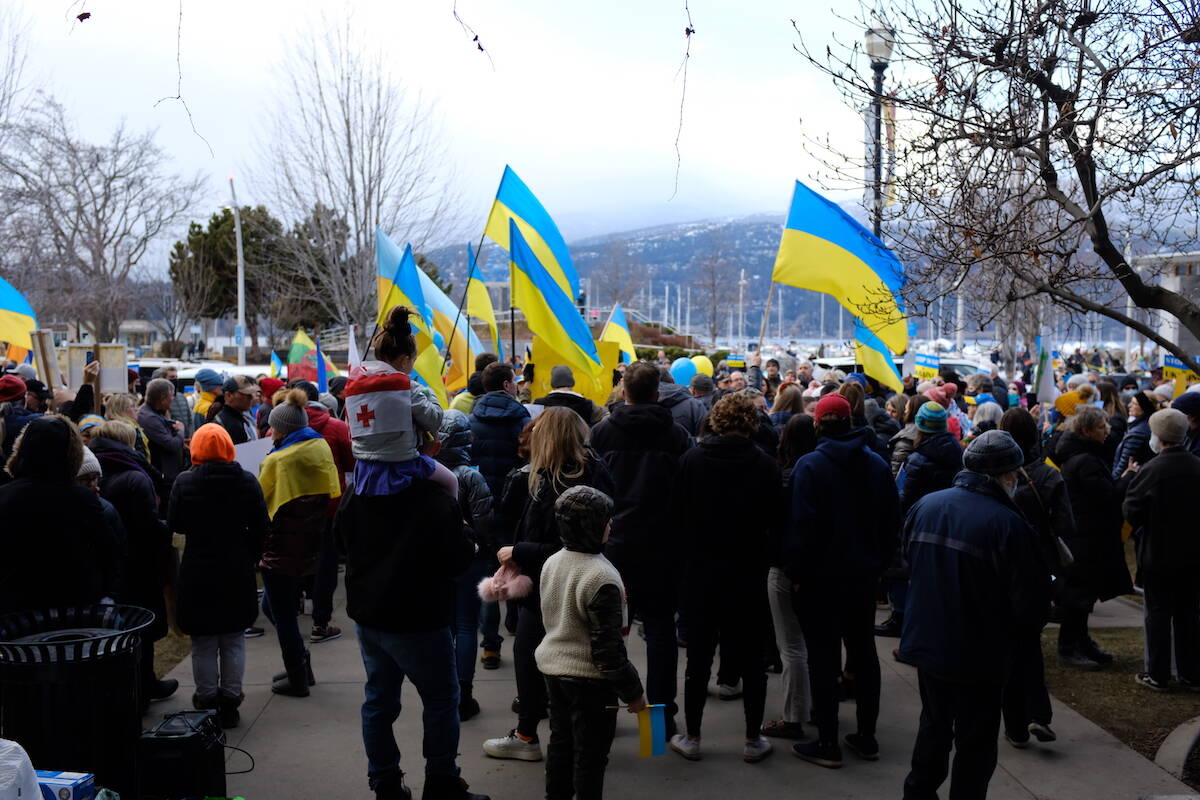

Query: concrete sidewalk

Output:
[145, 594, 1190, 799]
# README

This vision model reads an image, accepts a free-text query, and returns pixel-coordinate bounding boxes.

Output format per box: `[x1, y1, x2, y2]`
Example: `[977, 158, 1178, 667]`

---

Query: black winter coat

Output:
[899, 431, 963, 517]
[592, 404, 690, 565]
[338, 480, 475, 633]
[137, 404, 186, 486]
[168, 461, 269, 635]
[92, 437, 173, 640]
[1054, 431, 1133, 607]
[0, 478, 120, 614]
[470, 391, 531, 499]
[1125, 448, 1200, 580]
[535, 391, 603, 426]
[1012, 454, 1076, 578]
[658, 384, 706, 436]
[214, 404, 254, 445]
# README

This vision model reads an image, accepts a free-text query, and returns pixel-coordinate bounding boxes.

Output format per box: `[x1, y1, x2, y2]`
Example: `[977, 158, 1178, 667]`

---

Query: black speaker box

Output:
[137, 710, 227, 800]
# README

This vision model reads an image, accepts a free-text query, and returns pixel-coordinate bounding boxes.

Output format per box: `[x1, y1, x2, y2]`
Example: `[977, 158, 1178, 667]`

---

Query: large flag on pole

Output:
[415, 266, 484, 394]
[287, 329, 339, 383]
[772, 180, 908, 354]
[854, 318, 904, 393]
[484, 166, 580, 300]
[601, 303, 636, 364]
[0, 275, 37, 352]
[509, 220, 602, 380]
[466, 242, 502, 360]
[376, 227, 433, 334]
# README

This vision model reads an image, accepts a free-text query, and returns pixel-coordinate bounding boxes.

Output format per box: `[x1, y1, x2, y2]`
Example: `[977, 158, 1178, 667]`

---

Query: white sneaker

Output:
[717, 681, 743, 700]
[482, 730, 543, 761]
[670, 734, 702, 761]
[744, 735, 773, 763]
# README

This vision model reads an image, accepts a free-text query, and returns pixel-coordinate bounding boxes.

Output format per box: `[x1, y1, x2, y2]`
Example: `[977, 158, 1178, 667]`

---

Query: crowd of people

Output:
[2, 323, 1200, 800]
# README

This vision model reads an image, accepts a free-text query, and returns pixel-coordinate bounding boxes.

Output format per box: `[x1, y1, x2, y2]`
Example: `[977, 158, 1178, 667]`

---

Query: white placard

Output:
[97, 343, 127, 396]
[67, 343, 93, 390]
[234, 435, 273, 477]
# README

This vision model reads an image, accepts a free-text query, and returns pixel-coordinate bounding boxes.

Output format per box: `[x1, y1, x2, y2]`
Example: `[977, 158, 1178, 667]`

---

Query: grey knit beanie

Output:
[269, 399, 309, 436]
[962, 429, 1023, 476]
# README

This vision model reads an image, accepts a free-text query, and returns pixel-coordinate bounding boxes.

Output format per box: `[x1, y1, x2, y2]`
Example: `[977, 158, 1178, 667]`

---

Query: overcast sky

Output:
[14, 0, 870, 244]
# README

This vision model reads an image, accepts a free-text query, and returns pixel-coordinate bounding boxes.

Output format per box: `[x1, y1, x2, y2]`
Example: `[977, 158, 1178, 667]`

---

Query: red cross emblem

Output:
[356, 405, 376, 429]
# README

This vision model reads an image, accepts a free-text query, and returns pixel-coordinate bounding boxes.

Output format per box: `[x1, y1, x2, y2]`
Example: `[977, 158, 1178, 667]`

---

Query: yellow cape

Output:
[259, 436, 342, 520]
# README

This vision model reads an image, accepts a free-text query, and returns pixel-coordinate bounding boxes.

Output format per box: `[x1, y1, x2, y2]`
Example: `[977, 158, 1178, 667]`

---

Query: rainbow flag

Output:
[637, 705, 667, 758]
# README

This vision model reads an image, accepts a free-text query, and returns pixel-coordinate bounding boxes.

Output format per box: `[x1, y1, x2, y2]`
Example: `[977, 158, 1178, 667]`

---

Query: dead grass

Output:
[153, 629, 191, 679]
[1041, 626, 1200, 762]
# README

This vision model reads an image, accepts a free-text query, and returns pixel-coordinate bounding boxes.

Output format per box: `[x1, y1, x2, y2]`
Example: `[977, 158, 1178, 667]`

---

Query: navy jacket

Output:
[899, 431, 963, 518]
[469, 391, 531, 499]
[1112, 417, 1153, 478]
[658, 384, 706, 436]
[783, 427, 899, 585]
[899, 471, 1052, 682]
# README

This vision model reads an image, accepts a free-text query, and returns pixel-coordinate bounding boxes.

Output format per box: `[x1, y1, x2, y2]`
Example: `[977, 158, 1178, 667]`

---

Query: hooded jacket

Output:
[784, 427, 899, 585]
[437, 410, 495, 555]
[889, 422, 919, 478]
[657, 383, 706, 436]
[900, 471, 1051, 682]
[469, 390, 531, 498]
[899, 430, 964, 517]
[1125, 448, 1200, 579]
[535, 390, 604, 426]
[591, 403, 691, 567]
[1111, 416, 1153, 479]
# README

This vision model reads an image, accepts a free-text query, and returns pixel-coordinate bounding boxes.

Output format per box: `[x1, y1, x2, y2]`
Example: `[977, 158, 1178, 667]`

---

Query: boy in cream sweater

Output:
[535, 486, 645, 800]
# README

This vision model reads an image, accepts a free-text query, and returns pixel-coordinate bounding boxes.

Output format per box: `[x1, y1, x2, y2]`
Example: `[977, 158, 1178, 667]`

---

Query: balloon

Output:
[691, 354, 714, 376]
[432, 331, 446, 351]
[670, 357, 698, 385]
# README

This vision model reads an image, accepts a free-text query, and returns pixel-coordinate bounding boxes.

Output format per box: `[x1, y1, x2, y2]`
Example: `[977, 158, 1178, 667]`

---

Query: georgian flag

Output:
[345, 370, 414, 438]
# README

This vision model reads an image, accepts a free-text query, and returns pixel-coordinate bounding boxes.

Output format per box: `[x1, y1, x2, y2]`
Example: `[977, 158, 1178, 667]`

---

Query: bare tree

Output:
[0, 97, 205, 341]
[589, 240, 643, 308]
[797, 0, 1200, 371]
[254, 18, 462, 327]
[692, 234, 738, 345]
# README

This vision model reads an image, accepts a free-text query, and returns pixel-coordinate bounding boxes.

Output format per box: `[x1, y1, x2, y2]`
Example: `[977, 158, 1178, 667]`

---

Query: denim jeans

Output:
[903, 672, 1002, 800]
[454, 560, 490, 685]
[357, 625, 461, 786]
[767, 567, 811, 724]
[479, 600, 503, 652]
[261, 570, 305, 668]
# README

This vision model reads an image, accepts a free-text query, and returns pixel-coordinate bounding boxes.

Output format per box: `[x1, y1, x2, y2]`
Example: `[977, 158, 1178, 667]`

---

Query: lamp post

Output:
[865, 21, 894, 240]
[228, 176, 246, 366]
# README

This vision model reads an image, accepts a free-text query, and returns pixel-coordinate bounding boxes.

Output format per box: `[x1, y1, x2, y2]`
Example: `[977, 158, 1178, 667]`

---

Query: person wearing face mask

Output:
[1124, 409, 1200, 691]
[899, 430, 1052, 800]
[1112, 391, 1158, 479]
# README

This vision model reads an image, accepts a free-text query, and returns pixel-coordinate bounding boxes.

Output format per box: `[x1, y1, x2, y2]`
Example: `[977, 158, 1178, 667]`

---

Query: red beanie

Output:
[260, 377, 285, 399]
[814, 393, 851, 420]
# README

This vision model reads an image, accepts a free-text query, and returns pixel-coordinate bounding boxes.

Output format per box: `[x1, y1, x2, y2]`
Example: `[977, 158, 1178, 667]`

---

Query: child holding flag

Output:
[535, 485, 645, 800]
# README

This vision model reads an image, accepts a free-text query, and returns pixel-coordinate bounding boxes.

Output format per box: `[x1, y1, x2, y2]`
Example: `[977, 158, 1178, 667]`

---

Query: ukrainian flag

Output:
[601, 303, 636, 364]
[415, 263, 485, 394]
[509, 220, 602, 381]
[270, 351, 285, 379]
[0, 275, 37, 353]
[466, 242, 502, 360]
[376, 227, 433, 334]
[772, 180, 908, 354]
[854, 318, 904, 394]
[484, 166, 580, 299]
[258, 428, 342, 519]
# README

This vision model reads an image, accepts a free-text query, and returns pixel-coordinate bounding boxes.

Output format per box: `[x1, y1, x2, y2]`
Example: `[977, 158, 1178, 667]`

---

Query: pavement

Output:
[144, 593, 1191, 800]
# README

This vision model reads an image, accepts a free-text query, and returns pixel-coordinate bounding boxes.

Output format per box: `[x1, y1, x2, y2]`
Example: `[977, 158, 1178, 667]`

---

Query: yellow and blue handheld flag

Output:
[0, 275, 37, 353]
[601, 303, 636, 364]
[484, 165, 580, 299]
[466, 242, 502, 361]
[772, 180, 908, 354]
[854, 318, 904, 394]
[509, 219, 602, 380]
[637, 705, 667, 758]
[270, 351, 285, 379]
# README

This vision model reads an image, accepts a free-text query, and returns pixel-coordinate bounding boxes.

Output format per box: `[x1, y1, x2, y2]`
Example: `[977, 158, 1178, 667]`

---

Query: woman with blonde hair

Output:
[483, 406, 615, 762]
[104, 392, 150, 460]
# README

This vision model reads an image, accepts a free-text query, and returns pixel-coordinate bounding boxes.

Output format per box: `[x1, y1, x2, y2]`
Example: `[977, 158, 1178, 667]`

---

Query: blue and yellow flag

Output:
[269, 351, 284, 379]
[415, 261, 485, 394]
[601, 303, 636, 364]
[772, 180, 907, 354]
[484, 166, 580, 299]
[466, 242, 502, 361]
[376, 227, 432, 334]
[509, 220, 602, 383]
[854, 318, 904, 394]
[0, 275, 37, 352]
[637, 705, 667, 758]
[259, 428, 342, 519]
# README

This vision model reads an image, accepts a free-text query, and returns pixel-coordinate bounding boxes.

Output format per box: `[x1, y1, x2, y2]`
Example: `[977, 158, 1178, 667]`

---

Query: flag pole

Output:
[756, 281, 776, 351]
[440, 234, 488, 375]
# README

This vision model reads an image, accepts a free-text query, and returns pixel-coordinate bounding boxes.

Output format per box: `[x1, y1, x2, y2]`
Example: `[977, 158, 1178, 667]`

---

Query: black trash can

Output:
[0, 605, 154, 797]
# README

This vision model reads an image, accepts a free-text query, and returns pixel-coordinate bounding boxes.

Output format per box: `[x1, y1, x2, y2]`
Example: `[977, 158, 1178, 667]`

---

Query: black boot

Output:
[272, 655, 311, 697]
[192, 692, 218, 710]
[216, 693, 243, 729]
[873, 613, 903, 637]
[372, 771, 413, 800]
[459, 682, 480, 721]
[272, 650, 316, 686]
[420, 774, 489, 800]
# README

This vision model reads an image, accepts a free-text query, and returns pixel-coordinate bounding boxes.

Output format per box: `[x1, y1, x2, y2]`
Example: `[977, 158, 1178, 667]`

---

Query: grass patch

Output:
[153, 629, 191, 679]
[1041, 626, 1200, 762]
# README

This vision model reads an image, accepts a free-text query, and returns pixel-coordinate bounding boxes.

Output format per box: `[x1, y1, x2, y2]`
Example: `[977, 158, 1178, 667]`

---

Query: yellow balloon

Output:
[691, 355, 714, 376]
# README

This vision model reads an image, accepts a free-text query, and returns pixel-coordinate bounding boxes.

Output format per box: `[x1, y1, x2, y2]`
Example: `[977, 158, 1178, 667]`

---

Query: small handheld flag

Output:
[270, 351, 284, 380]
[636, 705, 667, 758]
[316, 337, 328, 393]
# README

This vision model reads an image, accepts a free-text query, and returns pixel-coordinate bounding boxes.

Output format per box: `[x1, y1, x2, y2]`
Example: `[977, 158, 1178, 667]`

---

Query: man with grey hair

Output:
[152, 366, 194, 439]
[137, 377, 186, 485]
[1125, 408, 1200, 691]
[900, 430, 1051, 800]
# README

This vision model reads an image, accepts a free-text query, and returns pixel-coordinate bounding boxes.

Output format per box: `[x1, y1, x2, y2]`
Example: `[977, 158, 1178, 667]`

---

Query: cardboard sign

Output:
[29, 330, 64, 388]
[1163, 354, 1200, 398]
[96, 343, 127, 396]
[913, 353, 940, 380]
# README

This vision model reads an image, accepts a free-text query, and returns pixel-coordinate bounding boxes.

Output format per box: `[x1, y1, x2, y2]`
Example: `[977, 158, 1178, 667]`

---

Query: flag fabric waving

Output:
[466, 242, 502, 360]
[854, 318, 904, 394]
[270, 351, 285, 379]
[509, 220, 603, 380]
[376, 227, 432, 333]
[0, 275, 37, 352]
[1034, 331, 1059, 404]
[484, 165, 580, 300]
[601, 303, 636, 363]
[772, 180, 908, 354]
[287, 329, 339, 384]
[316, 337, 328, 393]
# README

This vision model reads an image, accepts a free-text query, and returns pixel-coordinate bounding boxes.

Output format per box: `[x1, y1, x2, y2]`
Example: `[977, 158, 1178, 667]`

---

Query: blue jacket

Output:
[899, 471, 1052, 683]
[898, 430, 962, 517]
[783, 427, 899, 585]
[1111, 416, 1152, 478]
[469, 391, 531, 499]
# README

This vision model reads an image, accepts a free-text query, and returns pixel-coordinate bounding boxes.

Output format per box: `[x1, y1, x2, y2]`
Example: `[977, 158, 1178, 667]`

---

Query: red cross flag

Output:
[344, 366, 414, 440]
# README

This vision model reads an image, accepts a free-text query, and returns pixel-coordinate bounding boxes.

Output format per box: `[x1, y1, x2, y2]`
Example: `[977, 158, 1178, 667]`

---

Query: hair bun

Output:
[385, 306, 412, 338]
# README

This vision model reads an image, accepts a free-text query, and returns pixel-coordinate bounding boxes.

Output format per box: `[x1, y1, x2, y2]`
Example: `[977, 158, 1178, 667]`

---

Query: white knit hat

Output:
[77, 447, 102, 479]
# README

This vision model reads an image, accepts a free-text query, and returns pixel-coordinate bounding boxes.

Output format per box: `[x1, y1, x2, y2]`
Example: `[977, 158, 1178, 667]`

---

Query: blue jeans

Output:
[261, 571, 305, 667]
[454, 561, 490, 685]
[479, 600, 503, 652]
[357, 625, 461, 785]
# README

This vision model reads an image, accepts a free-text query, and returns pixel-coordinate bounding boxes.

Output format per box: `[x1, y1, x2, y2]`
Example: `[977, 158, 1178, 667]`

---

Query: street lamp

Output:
[865, 21, 895, 239]
[227, 177, 246, 366]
